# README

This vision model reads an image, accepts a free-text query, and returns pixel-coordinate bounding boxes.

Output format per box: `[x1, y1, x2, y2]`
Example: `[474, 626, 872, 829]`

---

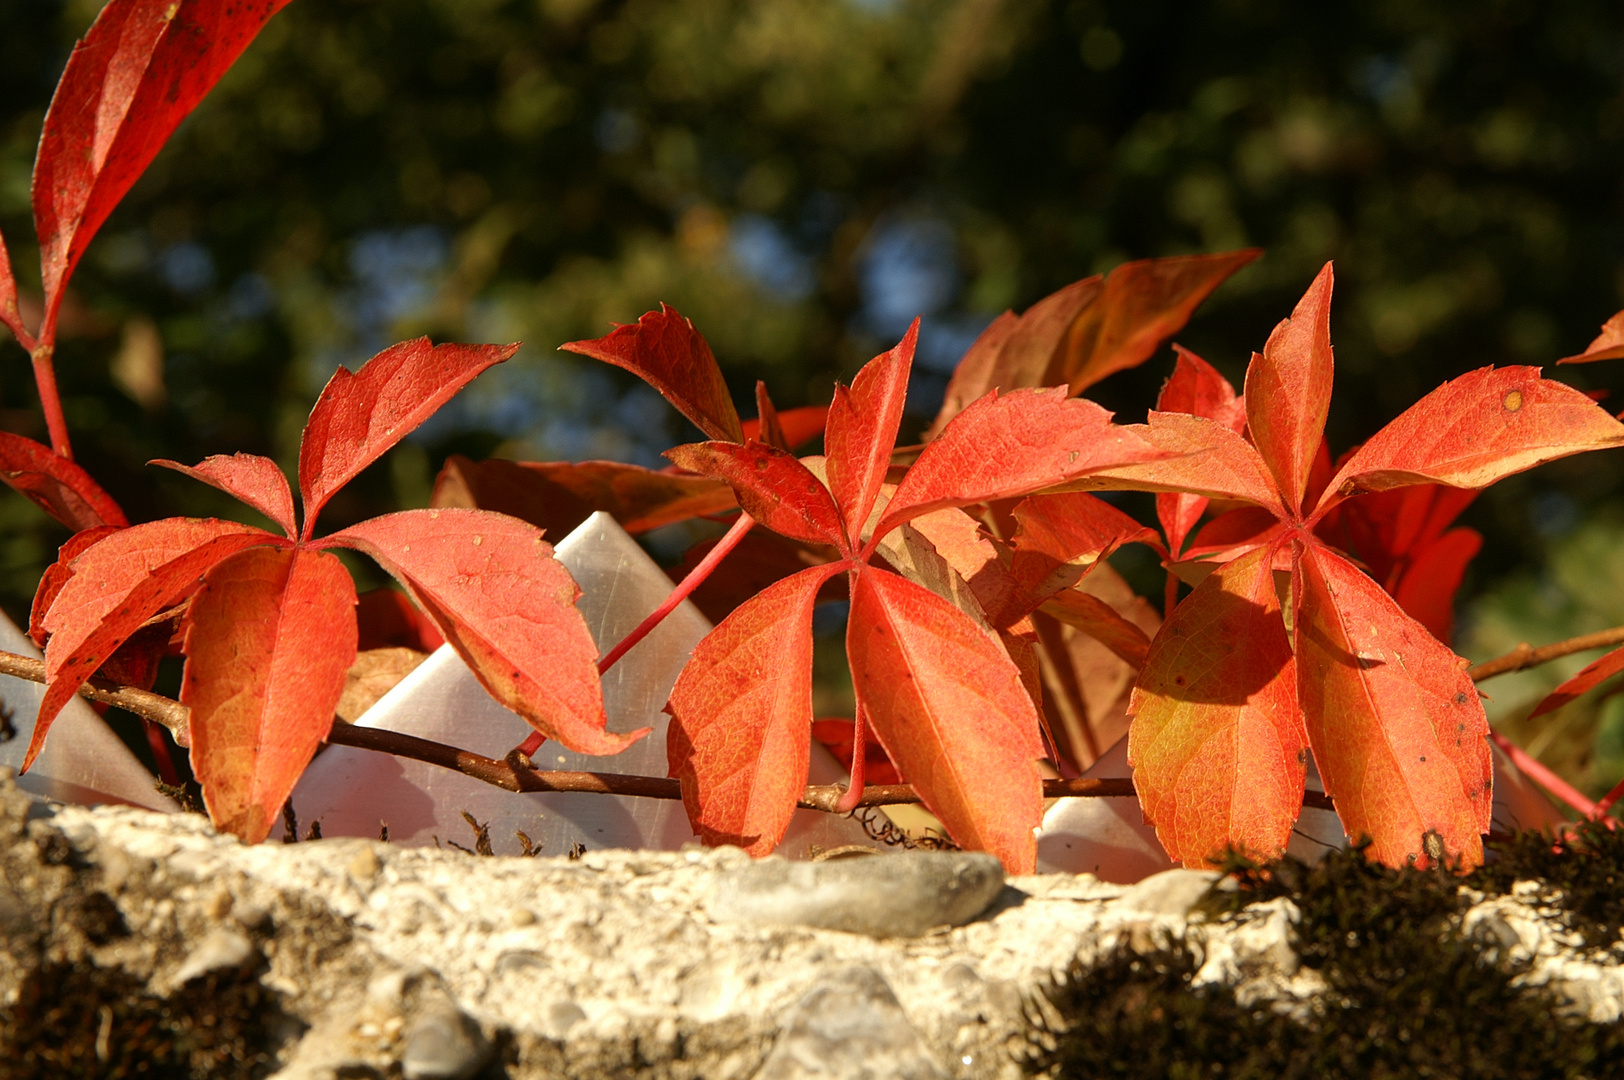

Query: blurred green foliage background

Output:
[6, 0, 1624, 792]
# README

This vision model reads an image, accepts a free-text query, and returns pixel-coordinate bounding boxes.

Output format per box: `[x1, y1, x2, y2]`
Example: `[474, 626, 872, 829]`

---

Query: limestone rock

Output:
[754, 966, 946, 1079]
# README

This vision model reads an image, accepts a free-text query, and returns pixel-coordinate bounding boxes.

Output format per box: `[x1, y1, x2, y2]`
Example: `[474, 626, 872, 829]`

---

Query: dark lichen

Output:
[1029, 836, 1624, 1079]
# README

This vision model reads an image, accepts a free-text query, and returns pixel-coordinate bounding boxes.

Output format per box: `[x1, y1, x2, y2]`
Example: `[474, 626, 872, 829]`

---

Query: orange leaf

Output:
[32, 0, 294, 337]
[826, 321, 917, 541]
[878, 388, 1166, 538]
[1320, 367, 1624, 508]
[666, 565, 840, 854]
[846, 566, 1044, 872]
[1060, 249, 1261, 396]
[666, 441, 847, 550]
[1061, 410, 1286, 516]
[324, 509, 628, 755]
[299, 338, 518, 536]
[183, 547, 357, 843]
[1559, 310, 1624, 364]
[561, 303, 744, 443]
[1296, 545, 1491, 869]
[1040, 590, 1153, 670]
[0, 430, 128, 530]
[1155, 345, 1245, 553]
[153, 452, 296, 538]
[1528, 643, 1624, 720]
[432, 455, 737, 537]
[29, 525, 123, 648]
[1127, 546, 1304, 866]
[1245, 263, 1334, 515]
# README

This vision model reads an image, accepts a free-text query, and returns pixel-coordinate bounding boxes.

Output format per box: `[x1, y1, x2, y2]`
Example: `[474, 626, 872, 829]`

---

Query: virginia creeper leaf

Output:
[1059, 249, 1261, 396]
[183, 546, 356, 843]
[666, 564, 841, 854]
[561, 304, 744, 443]
[433, 455, 737, 537]
[740, 403, 828, 450]
[1392, 527, 1481, 643]
[324, 509, 629, 755]
[877, 388, 1166, 539]
[1320, 367, 1624, 508]
[0, 228, 21, 344]
[1060, 411, 1286, 515]
[1529, 644, 1624, 719]
[1156, 345, 1246, 554]
[1559, 310, 1624, 365]
[30, 524, 122, 647]
[153, 452, 296, 538]
[826, 321, 917, 541]
[846, 566, 1045, 873]
[1127, 547, 1304, 865]
[1003, 491, 1161, 612]
[667, 528, 841, 625]
[665, 441, 847, 550]
[1040, 589, 1153, 669]
[1181, 507, 1287, 565]
[1245, 263, 1335, 515]
[32, 521, 279, 770]
[0, 430, 128, 530]
[752, 381, 789, 451]
[33, 0, 294, 337]
[299, 338, 519, 537]
[1295, 545, 1491, 869]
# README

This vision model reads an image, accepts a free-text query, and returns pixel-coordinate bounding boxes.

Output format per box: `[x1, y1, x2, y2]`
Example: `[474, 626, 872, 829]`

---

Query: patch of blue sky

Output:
[730, 214, 816, 301]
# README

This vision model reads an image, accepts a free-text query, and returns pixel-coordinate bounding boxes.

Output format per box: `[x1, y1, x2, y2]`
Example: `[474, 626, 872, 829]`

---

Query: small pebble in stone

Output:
[401, 1004, 489, 1080]
[347, 845, 381, 883]
[708, 851, 1004, 938]
[508, 906, 537, 927]
[170, 927, 255, 985]
[544, 1001, 587, 1041]
[1117, 867, 1220, 916]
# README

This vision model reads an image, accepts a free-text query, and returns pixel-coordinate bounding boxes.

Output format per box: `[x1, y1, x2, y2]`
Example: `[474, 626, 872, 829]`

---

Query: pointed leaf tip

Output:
[1559, 310, 1624, 365]
[0, 431, 127, 531]
[1246, 263, 1334, 516]
[153, 453, 296, 537]
[562, 304, 744, 443]
[826, 320, 917, 542]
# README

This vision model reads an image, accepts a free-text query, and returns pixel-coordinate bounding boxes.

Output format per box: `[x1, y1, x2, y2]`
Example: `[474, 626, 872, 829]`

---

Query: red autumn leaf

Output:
[1065, 410, 1287, 515]
[1245, 263, 1334, 515]
[877, 388, 1167, 538]
[1156, 345, 1246, 554]
[1039, 589, 1153, 670]
[153, 452, 297, 538]
[0, 230, 23, 345]
[668, 528, 841, 625]
[1559, 310, 1624, 365]
[826, 320, 917, 541]
[1295, 545, 1491, 869]
[847, 566, 1045, 873]
[741, 404, 829, 450]
[666, 564, 840, 854]
[1319, 367, 1624, 508]
[561, 304, 744, 443]
[324, 508, 629, 755]
[1391, 527, 1481, 643]
[32, 0, 293, 338]
[1529, 644, 1624, 720]
[1181, 507, 1287, 565]
[1319, 484, 1478, 589]
[32, 521, 280, 769]
[183, 546, 357, 843]
[1000, 491, 1162, 613]
[1127, 547, 1304, 866]
[356, 586, 446, 653]
[811, 716, 904, 787]
[0, 430, 128, 530]
[433, 455, 737, 538]
[299, 338, 518, 537]
[665, 441, 847, 550]
[1059, 249, 1262, 396]
[29, 525, 122, 647]
[751, 381, 790, 451]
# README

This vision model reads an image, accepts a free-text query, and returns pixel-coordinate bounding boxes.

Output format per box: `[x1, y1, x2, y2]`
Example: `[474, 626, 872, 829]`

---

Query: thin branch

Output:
[0, 646, 1337, 813]
[1468, 626, 1624, 682]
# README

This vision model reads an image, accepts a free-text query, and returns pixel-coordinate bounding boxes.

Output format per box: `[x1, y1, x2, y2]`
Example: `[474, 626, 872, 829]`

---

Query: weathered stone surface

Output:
[2, 778, 1620, 1079]
[708, 852, 1005, 938]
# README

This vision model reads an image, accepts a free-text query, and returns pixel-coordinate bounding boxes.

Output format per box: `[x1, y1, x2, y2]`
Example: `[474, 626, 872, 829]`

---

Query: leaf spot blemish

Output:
[1066, 450, 1078, 464]
[1503, 389, 1524, 412]
[1419, 755, 1426, 763]
[472, 535, 483, 546]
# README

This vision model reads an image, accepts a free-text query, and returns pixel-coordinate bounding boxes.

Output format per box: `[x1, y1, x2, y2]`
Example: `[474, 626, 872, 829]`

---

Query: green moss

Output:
[1029, 835, 1624, 1079]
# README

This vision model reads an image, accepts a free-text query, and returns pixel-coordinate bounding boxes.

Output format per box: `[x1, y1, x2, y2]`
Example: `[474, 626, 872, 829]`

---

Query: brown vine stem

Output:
[0, 647, 1339, 812]
[1467, 625, 1624, 682]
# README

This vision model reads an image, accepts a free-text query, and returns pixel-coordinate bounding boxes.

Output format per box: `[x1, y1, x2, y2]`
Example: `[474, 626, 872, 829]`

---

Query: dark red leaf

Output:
[0, 430, 128, 530]
[740, 404, 828, 450]
[666, 564, 841, 854]
[1295, 544, 1491, 869]
[561, 304, 744, 442]
[299, 338, 519, 537]
[846, 566, 1045, 873]
[33, 0, 294, 337]
[324, 509, 630, 755]
[665, 440, 848, 550]
[183, 546, 357, 843]
[826, 321, 917, 542]
[1529, 644, 1624, 719]
[877, 388, 1167, 539]
[0, 228, 23, 345]
[356, 586, 446, 653]
[432, 454, 737, 537]
[751, 381, 790, 451]
[152, 452, 296, 537]
[1128, 546, 1305, 866]
[1392, 527, 1481, 643]
[667, 528, 841, 625]
[811, 716, 905, 787]
[1181, 507, 1287, 565]
[1245, 263, 1335, 516]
